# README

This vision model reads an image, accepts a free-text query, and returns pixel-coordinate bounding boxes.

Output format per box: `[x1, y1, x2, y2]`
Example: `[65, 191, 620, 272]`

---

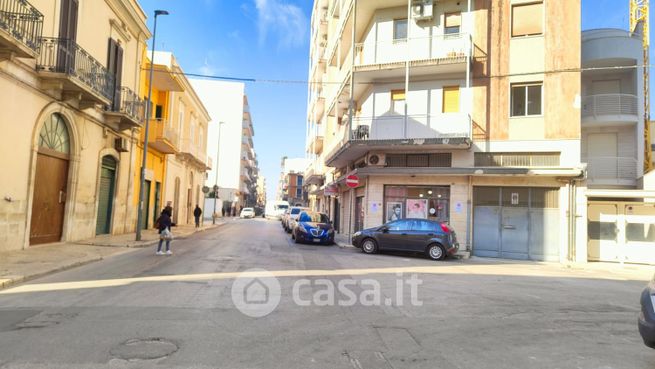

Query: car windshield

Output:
[290, 208, 302, 214]
[243, 208, 253, 212]
[276, 205, 289, 210]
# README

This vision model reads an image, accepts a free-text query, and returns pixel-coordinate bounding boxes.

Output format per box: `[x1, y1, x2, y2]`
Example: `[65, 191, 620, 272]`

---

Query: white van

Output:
[265, 201, 290, 219]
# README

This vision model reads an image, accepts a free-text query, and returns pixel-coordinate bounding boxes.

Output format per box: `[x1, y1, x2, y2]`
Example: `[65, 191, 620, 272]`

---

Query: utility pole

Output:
[212, 121, 225, 224]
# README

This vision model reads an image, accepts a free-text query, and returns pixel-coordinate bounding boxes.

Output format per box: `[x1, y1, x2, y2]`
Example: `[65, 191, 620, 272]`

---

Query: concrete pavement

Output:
[0, 220, 227, 291]
[0, 218, 653, 368]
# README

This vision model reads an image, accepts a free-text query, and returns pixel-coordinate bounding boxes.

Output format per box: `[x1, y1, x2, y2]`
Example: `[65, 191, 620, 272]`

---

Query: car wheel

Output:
[426, 243, 446, 261]
[644, 339, 655, 349]
[293, 232, 301, 244]
[361, 238, 378, 254]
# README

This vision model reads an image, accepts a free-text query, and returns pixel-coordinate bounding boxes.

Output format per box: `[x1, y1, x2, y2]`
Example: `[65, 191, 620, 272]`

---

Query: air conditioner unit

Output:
[115, 137, 129, 152]
[367, 153, 386, 167]
[412, 0, 434, 21]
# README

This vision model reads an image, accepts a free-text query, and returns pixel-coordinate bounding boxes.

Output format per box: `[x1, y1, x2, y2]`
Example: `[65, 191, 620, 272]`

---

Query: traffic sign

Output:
[346, 175, 359, 188]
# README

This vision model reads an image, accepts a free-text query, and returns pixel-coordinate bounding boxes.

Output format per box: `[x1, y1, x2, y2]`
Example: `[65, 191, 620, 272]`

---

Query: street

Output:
[0, 218, 652, 369]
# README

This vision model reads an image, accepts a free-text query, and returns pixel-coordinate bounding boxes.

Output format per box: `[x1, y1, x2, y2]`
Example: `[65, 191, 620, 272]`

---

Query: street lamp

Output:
[136, 9, 169, 241]
[212, 121, 225, 224]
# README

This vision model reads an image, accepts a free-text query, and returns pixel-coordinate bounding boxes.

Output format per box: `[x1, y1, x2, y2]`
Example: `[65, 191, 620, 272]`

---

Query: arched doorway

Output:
[187, 172, 194, 224]
[30, 113, 71, 245]
[95, 156, 117, 235]
[173, 177, 181, 225]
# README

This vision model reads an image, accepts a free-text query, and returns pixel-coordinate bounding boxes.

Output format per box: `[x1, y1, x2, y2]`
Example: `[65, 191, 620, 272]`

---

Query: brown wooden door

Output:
[30, 153, 69, 245]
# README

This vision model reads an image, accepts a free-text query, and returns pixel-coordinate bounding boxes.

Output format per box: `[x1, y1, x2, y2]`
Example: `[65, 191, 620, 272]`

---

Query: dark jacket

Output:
[163, 206, 173, 217]
[193, 207, 202, 218]
[157, 213, 172, 233]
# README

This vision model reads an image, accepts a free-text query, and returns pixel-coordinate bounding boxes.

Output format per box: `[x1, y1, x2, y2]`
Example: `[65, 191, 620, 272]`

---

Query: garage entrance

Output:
[473, 187, 560, 261]
[587, 201, 655, 264]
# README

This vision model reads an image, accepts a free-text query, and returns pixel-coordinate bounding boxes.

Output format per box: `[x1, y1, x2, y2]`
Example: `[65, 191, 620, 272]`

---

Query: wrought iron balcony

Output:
[0, 0, 43, 57]
[37, 37, 115, 104]
[105, 87, 144, 129]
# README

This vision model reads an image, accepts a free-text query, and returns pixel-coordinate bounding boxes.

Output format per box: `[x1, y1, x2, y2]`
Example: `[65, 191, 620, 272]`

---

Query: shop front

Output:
[383, 185, 451, 223]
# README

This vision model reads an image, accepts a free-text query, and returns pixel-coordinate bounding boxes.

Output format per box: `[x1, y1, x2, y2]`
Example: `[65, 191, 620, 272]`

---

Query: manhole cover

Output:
[110, 338, 178, 361]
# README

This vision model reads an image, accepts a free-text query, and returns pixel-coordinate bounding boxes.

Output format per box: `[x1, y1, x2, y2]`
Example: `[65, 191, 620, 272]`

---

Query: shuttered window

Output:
[444, 12, 461, 34]
[386, 153, 452, 167]
[474, 152, 560, 167]
[442, 86, 460, 113]
[511, 2, 543, 37]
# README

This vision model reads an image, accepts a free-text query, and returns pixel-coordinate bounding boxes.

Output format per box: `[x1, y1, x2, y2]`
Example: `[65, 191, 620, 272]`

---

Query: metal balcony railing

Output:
[354, 34, 472, 67]
[151, 118, 178, 146]
[584, 156, 638, 181]
[179, 138, 207, 164]
[0, 0, 43, 53]
[107, 86, 143, 124]
[582, 94, 639, 118]
[37, 37, 115, 100]
[348, 113, 472, 141]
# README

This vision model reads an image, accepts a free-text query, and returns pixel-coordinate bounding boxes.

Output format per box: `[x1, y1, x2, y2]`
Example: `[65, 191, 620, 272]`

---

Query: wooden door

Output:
[30, 153, 69, 245]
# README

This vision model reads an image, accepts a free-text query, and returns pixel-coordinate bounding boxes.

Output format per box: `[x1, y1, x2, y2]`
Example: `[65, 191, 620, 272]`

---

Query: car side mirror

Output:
[380, 226, 389, 233]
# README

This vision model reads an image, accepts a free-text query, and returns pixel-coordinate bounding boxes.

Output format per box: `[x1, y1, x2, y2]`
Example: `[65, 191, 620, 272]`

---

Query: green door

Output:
[153, 182, 161, 228]
[140, 180, 151, 230]
[95, 156, 117, 235]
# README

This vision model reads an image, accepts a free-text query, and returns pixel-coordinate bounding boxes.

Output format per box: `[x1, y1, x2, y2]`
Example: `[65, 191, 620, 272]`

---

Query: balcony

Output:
[104, 87, 144, 129]
[581, 94, 639, 126]
[178, 138, 208, 169]
[37, 37, 114, 105]
[325, 113, 472, 167]
[148, 119, 178, 154]
[0, 0, 43, 58]
[308, 134, 324, 155]
[584, 156, 638, 187]
[354, 34, 471, 79]
[206, 156, 213, 170]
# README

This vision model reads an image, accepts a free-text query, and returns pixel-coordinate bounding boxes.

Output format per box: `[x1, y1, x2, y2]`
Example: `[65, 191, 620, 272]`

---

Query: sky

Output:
[137, 0, 653, 202]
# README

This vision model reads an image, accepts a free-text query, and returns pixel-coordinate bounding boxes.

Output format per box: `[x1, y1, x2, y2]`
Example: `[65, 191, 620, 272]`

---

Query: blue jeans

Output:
[157, 239, 170, 252]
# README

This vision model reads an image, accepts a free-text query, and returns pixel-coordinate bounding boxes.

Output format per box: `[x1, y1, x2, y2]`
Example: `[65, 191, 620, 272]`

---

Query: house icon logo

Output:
[231, 269, 281, 318]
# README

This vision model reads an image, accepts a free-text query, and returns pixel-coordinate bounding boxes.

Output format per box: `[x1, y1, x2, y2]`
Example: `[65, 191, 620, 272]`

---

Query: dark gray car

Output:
[351, 219, 459, 260]
[639, 273, 655, 348]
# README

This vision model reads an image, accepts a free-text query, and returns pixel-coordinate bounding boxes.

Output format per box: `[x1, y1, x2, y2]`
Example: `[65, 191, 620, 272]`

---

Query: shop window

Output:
[588, 221, 618, 241]
[384, 185, 450, 222]
[511, 2, 543, 37]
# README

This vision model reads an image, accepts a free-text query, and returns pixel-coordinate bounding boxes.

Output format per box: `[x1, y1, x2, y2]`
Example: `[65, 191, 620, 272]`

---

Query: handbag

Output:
[160, 228, 173, 241]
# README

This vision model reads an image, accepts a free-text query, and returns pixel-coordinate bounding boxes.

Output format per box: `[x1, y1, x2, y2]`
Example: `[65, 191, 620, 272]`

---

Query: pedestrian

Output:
[221, 207, 226, 218]
[155, 209, 173, 256]
[232, 207, 236, 217]
[164, 201, 173, 217]
[193, 205, 202, 228]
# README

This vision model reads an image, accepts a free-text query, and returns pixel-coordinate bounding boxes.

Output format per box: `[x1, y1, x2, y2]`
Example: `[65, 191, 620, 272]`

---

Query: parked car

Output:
[240, 207, 255, 219]
[639, 273, 655, 348]
[292, 211, 334, 245]
[280, 209, 290, 229]
[351, 219, 459, 261]
[284, 207, 309, 233]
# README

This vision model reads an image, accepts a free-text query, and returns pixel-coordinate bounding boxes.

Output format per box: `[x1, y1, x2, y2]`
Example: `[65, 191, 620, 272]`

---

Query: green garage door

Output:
[95, 156, 117, 235]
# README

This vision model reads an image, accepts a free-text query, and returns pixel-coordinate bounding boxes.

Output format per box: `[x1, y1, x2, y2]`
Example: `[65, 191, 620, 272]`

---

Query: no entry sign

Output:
[346, 175, 359, 188]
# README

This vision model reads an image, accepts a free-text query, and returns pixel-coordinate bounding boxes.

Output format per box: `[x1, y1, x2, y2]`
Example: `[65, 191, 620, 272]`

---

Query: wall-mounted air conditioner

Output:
[115, 137, 129, 152]
[412, 0, 434, 21]
[367, 153, 386, 167]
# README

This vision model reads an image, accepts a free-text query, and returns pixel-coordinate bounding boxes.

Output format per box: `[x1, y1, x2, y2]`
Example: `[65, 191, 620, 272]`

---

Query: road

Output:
[0, 218, 652, 369]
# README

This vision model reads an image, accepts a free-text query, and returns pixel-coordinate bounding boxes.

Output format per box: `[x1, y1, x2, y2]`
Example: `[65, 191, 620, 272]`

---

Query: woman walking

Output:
[156, 209, 173, 256]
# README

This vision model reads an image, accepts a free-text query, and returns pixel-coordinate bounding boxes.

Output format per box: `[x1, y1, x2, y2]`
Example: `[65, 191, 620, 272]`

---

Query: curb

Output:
[0, 256, 103, 291]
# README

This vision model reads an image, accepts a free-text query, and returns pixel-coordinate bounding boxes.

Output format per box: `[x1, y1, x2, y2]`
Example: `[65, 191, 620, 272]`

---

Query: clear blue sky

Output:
[138, 0, 652, 202]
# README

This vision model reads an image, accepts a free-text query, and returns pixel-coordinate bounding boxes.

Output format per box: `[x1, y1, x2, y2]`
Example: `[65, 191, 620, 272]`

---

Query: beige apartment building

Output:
[0, 0, 149, 251]
[305, 0, 585, 262]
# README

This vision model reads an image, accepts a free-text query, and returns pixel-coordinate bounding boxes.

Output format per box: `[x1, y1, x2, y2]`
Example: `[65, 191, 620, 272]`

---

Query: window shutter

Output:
[512, 2, 543, 37]
[445, 13, 461, 28]
[442, 86, 460, 113]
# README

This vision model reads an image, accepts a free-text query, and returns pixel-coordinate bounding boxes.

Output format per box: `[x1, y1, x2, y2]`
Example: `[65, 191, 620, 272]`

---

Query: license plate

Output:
[313, 238, 321, 243]
[651, 295, 655, 313]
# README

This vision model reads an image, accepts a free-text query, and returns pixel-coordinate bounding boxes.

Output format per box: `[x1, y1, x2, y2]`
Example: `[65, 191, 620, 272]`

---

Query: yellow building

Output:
[134, 50, 211, 229]
[0, 0, 150, 251]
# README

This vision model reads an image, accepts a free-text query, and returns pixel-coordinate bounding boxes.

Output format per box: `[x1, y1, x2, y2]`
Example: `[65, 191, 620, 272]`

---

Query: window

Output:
[444, 12, 461, 34]
[511, 83, 542, 116]
[178, 103, 185, 132]
[297, 176, 303, 186]
[296, 188, 302, 198]
[154, 105, 163, 119]
[388, 220, 412, 231]
[393, 19, 408, 40]
[391, 89, 405, 114]
[512, 2, 543, 37]
[442, 86, 460, 113]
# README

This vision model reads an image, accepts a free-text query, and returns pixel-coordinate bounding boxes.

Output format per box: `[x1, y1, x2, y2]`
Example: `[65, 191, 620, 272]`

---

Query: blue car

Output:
[292, 211, 334, 245]
[639, 273, 655, 348]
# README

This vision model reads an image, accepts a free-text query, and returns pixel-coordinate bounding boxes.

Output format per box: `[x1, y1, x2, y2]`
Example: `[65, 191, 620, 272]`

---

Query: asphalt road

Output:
[0, 218, 652, 369]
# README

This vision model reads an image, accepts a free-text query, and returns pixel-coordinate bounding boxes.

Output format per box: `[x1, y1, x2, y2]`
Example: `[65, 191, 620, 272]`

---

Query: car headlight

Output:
[353, 231, 362, 237]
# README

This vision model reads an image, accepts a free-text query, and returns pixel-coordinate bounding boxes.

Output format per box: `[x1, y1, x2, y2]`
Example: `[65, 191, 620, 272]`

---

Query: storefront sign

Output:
[324, 184, 338, 196]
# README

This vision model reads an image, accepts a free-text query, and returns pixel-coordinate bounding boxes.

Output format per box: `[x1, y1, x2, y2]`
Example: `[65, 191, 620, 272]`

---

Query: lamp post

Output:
[136, 9, 169, 241]
[212, 121, 225, 224]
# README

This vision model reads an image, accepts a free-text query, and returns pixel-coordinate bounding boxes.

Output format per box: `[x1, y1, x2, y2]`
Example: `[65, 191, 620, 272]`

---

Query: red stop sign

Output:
[346, 175, 359, 188]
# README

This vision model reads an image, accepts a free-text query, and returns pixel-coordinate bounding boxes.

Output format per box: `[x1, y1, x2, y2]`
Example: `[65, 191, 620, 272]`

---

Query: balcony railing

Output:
[348, 113, 471, 141]
[584, 156, 638, 182]
[582, 94, 638, 118]
[148, 118, 178, 154]
[106, 86, 143, 125]
[178, 138, 207, 165]
[355, 34, 471, 67]
[0, 0, 43, 54]
[37, 37, 115, 101]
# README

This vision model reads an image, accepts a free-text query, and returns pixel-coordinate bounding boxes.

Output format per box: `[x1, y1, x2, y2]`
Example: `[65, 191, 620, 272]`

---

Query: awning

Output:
[342, 166, 584, 179]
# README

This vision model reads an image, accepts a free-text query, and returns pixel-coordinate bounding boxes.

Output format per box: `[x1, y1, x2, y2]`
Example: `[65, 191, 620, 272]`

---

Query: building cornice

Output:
[104, 0, 151, 40]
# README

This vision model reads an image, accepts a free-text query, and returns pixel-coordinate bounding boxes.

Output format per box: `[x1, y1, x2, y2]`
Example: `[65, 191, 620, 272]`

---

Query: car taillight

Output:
[440, 223, 450, 233]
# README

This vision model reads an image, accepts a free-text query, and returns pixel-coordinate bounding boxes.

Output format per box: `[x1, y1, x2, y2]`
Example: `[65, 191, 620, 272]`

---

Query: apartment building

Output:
[191, 80, 260, 215]
[160, 55, 212, 226]
[306, 0, 583, 262]
[256, 175, 267, 208]
[580, 28, 655, 264]
[0, 0, 149, 251]
[277, 157, 310, 205]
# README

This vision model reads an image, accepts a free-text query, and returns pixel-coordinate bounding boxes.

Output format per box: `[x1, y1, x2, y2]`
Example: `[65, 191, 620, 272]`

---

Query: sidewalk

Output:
[0, 220, 226, 290]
